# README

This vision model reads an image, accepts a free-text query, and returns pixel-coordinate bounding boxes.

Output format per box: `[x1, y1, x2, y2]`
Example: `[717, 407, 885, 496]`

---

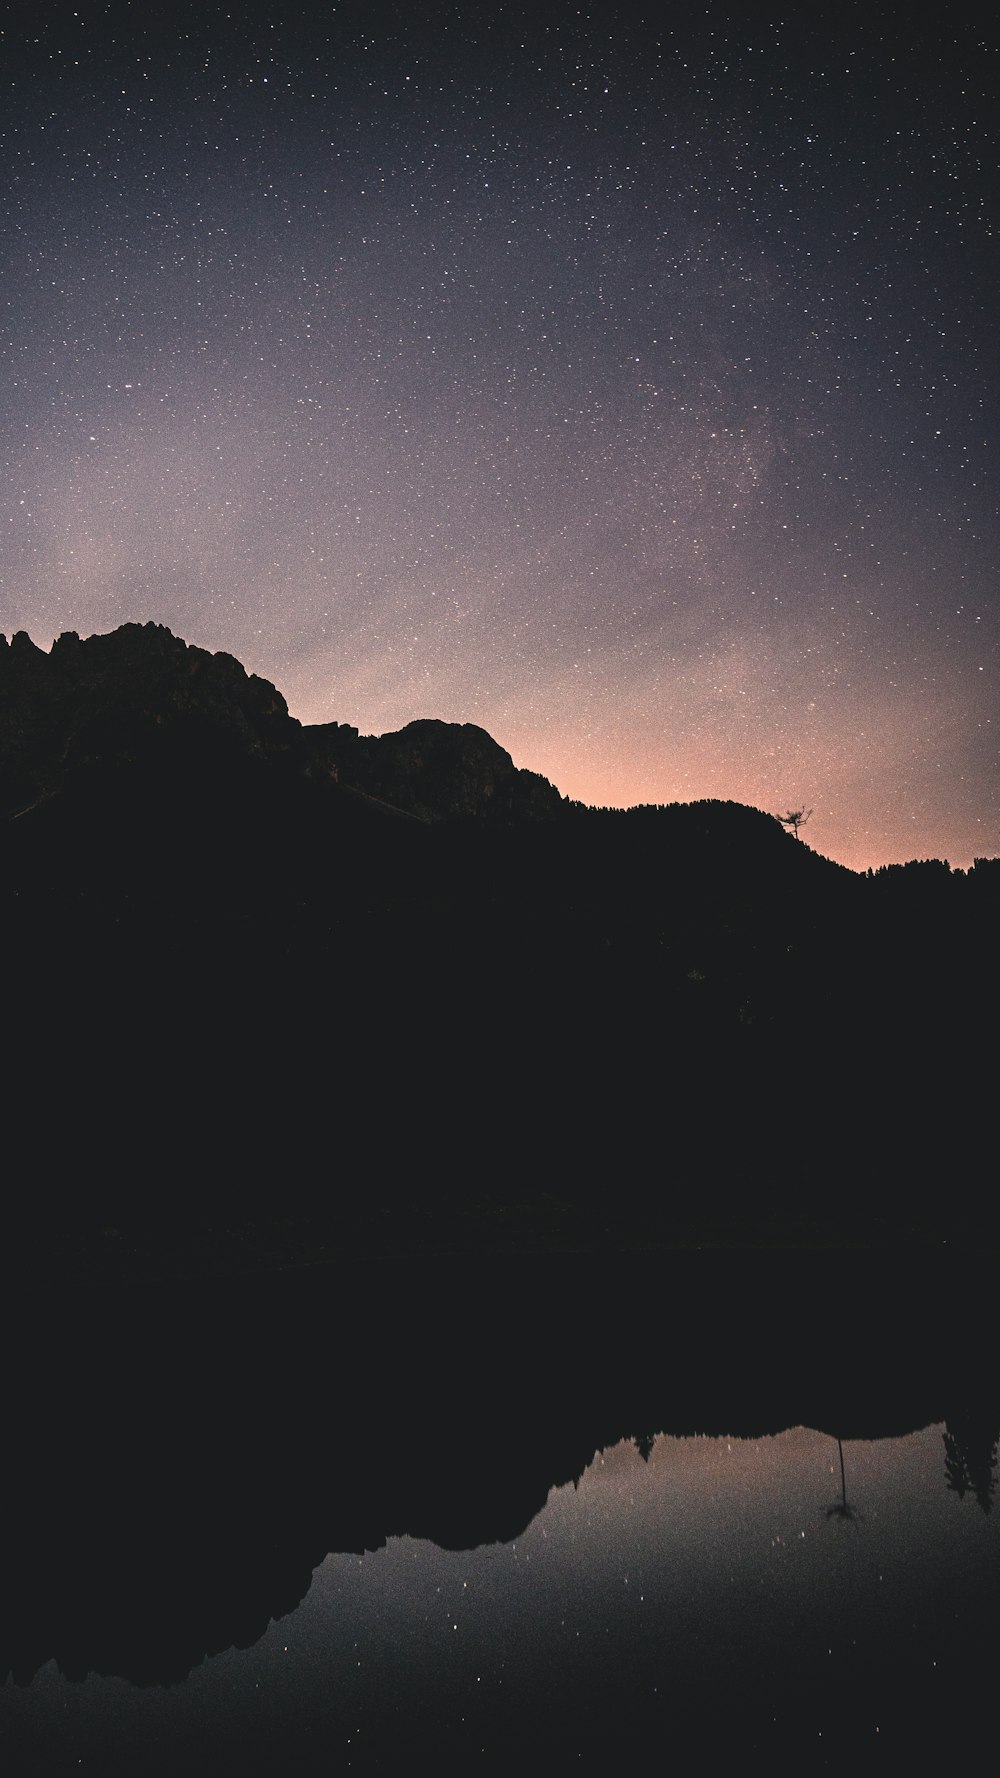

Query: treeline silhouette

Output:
[2, 622, 996, 1265]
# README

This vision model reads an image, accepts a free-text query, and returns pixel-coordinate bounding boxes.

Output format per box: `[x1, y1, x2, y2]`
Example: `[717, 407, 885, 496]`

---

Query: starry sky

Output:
[1, 3, 996, 869]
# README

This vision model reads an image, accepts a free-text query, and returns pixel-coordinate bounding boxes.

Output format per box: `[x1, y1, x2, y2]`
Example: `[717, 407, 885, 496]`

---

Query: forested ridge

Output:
[4, 622, 996, 1272]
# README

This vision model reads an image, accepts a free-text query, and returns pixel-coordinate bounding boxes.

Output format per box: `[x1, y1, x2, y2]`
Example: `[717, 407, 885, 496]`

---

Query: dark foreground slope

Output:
[2, 623, 996, 1268]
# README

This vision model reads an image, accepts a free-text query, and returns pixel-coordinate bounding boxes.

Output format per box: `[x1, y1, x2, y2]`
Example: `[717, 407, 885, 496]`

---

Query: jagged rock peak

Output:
[0, 620, 291, 717]
[3, 629, 47, 658]
[0, 621, 304, 821]
[308, 710, 564, 823]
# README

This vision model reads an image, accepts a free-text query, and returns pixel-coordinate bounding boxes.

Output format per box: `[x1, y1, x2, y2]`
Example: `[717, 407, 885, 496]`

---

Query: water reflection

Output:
[824, 1437, 856, 1520]
[943, 1414, 999, 1514]
[1, 1252, 997, 1771]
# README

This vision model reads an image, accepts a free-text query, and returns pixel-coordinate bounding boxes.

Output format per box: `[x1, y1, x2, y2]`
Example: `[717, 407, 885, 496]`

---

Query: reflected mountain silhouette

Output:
[2, 1251, 994, 1688]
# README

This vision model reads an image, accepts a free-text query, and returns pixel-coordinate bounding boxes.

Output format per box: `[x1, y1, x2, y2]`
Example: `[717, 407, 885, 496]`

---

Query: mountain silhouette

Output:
[0, 623, 562, 830]
[2, 622, 996, 1267]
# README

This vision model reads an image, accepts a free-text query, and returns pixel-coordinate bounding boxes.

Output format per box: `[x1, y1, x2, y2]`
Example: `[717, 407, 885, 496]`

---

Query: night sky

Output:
[2, 4, 996, 869]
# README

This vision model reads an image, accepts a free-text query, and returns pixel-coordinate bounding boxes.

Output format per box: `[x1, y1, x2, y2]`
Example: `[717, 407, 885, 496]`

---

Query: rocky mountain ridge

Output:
[1, 622, 565, 828]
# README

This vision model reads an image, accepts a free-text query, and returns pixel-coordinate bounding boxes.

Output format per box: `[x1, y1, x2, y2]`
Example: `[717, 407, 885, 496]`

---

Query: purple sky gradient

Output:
[2, 5, 996, 868]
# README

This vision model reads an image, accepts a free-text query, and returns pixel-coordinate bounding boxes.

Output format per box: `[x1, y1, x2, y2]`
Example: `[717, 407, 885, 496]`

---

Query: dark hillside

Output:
[2, 623, 996, 1270]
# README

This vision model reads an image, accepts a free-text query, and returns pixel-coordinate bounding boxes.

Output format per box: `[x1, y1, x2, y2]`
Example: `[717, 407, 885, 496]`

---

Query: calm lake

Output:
[2, 1251, 996, 1772]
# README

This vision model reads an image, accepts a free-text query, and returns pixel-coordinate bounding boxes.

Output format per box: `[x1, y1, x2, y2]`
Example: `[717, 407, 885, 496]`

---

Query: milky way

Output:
[1, 5, 996, 867]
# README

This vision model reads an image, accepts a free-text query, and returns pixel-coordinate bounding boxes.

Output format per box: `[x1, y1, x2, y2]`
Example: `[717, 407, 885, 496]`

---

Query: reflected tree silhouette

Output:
[824, 1436, 860, 1522]
[943, 1414, 999, 1514]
